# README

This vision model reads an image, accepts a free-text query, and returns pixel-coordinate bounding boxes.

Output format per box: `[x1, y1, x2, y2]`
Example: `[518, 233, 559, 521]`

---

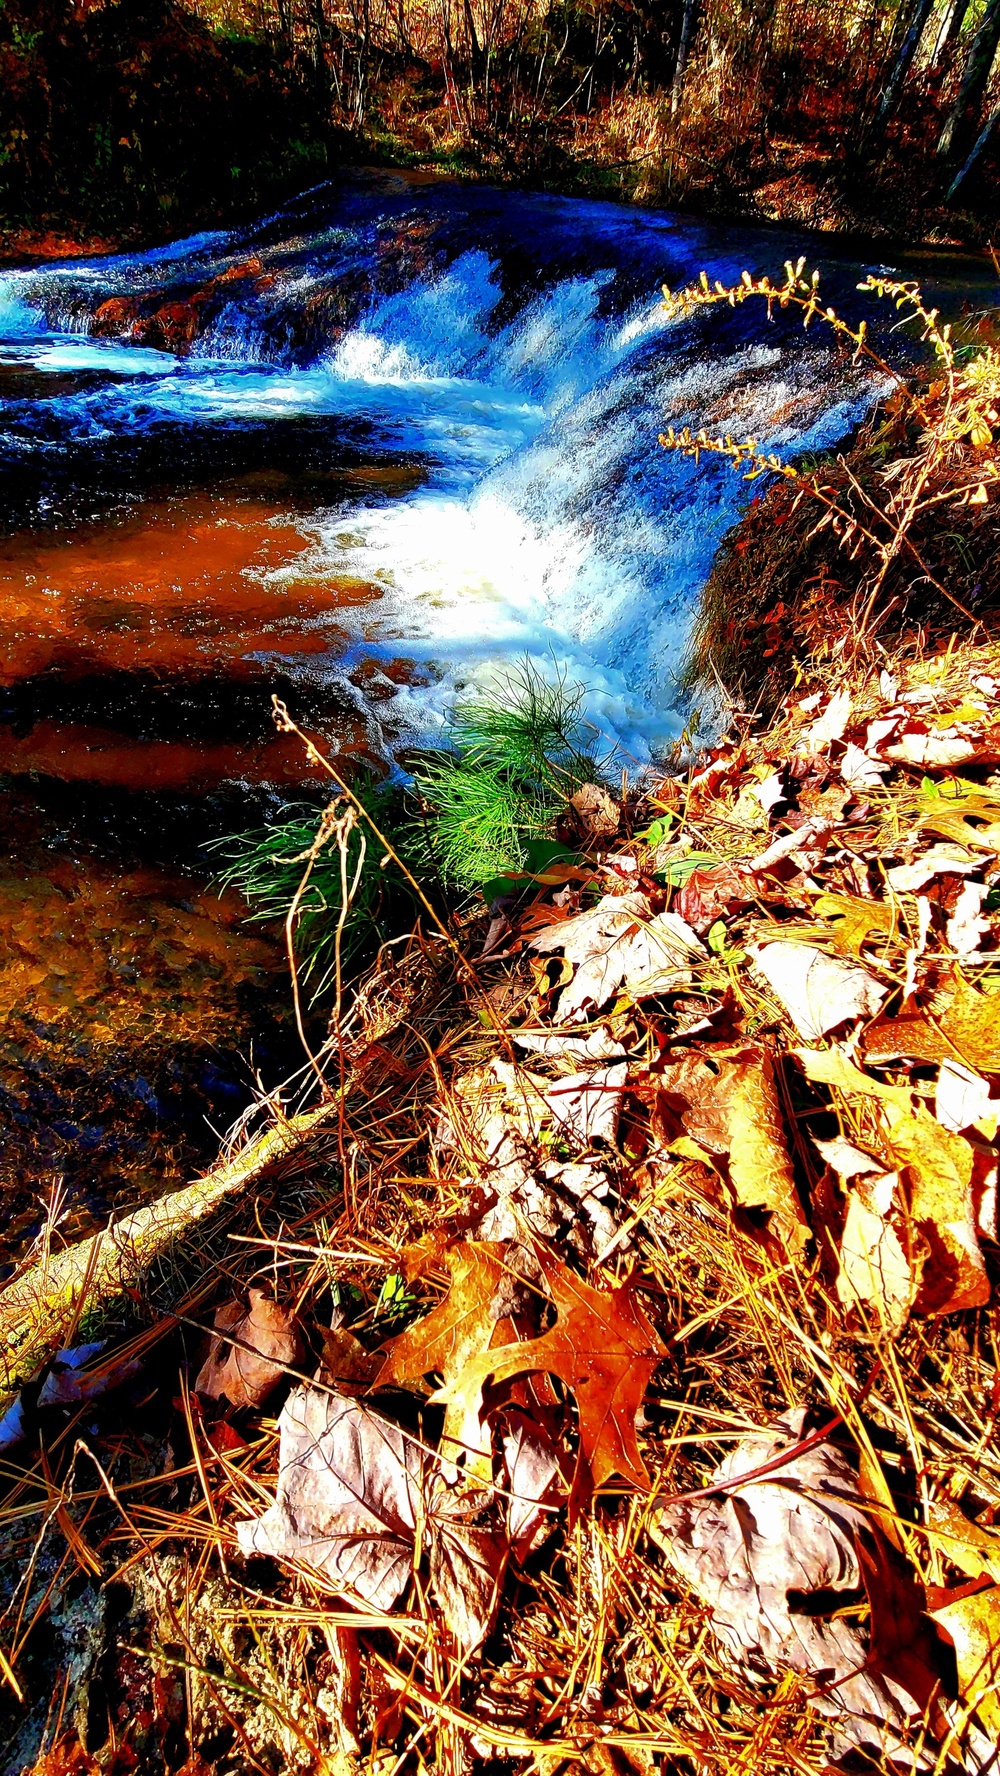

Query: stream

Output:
[0, 167, 991, 1247]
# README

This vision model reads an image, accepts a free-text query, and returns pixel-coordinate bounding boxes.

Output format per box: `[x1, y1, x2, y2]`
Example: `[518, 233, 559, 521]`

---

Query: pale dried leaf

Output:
[511, 1026, 625, 1062]
[748, 818, 832, 875]
[502, 1410, 563, 1562]
[867, 715, 901, 750]
[751, 941, 887, 1040]
[801, 687, 852, 753]
[652, 1410, 925, 1762]
[37, 1341, 142, 1408]
[936, 1059, 998, 1137]
[428, 1482, 508, 1653]
[812, 1134, 883, 1178]
[884, 728, 980, 768]
[885, 845, 979, 893]
[530, 894, 703, 1023]
[836, 1173, 919, 1334]
[946, 879, 991, 959]
[545, 1063, 627, 1147]
[236, 1388, 422, 1610]
[753, 770, 786, 812]
[840, 741, 889, 789]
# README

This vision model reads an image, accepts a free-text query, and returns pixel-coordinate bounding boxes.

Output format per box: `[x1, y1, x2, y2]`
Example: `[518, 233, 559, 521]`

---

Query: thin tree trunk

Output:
[931, 0, 972, 69]
[0, 1103, 340, 1417]
[946, 99, 1000, 195]
[938, 0, 1000, 156]
[878, 0, 935, 118]
[671, 0, 700, 117]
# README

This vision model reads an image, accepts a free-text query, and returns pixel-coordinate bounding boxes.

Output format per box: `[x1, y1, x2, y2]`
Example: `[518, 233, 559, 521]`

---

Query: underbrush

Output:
[667, 264, 1000, 714]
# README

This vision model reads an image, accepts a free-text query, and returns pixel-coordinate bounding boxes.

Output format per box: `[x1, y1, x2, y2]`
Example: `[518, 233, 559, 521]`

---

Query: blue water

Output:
[0, 170, 969, 762]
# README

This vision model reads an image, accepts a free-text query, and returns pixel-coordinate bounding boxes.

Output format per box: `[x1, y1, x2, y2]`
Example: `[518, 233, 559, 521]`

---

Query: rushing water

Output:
[0, 168, 989, 1236]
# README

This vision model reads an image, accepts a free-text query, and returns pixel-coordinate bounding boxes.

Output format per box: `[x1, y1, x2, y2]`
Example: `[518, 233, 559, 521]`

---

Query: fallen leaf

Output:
[37, 1341, 142, 1408]
[885, 844, 979, 893]
[840, 741, 889, 788]
[751, 941, 887, 1040]
[867, 714, 901, 749]
[753, 769, 787, 812]
[570, 782, 620, 840]
[930, 1584, 1000, 1738]
[530, 894, 703, 1023]
[545, 1062, 628, 1147]
[856, 1535, 947, 1721]
[881, 1102, 989, 1315]
[936, 1059, 998, 1137]
[863, 973, 1000, 1074]
[836, 1172, 922, 1334]
[651, 1410, 926, 1762]
[433, 1245, 667, 1506]
[319, 1324, 385, 1391]
[884, 727, 981, 768]
[917, 789, 1000, 855]
[748, 817, 832, 875]
[673, 863, 751, 933]
[927, 1498, 1000, 1584]
[502, 1409, 563, 1562]
[813, 1133, 883, 1178]
[195, 1289, 303, 1410]
[236, 1388, 422, 1610]
[801, 686, 852, 752]
[810, 891, 897, 956]
[656, 1047, 808, 1256]
[946, 879, 991, 959]
[795, 1044, 924, 1106]
[511, 1025, 626, 1062]
[381, 1241, 512, 1478]
[427, 1481, 509, 1653]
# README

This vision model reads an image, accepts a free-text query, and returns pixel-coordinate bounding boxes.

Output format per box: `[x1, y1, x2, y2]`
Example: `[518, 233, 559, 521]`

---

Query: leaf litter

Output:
[6, 641, 1000, 1773]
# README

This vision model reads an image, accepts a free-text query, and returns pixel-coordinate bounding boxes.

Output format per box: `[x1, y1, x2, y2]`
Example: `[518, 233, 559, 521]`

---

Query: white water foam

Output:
[0, 220, 882, 764]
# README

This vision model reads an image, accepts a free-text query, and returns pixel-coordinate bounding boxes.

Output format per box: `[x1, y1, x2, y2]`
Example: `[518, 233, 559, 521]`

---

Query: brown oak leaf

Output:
[432, 1245, 667, 1508]
[655, 1046, 808, 1257]
[195, 1288, 303, 1410]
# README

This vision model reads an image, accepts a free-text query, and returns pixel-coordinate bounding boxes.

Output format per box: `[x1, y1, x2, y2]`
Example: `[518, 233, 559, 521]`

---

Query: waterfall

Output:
[0, 173, 922, 762]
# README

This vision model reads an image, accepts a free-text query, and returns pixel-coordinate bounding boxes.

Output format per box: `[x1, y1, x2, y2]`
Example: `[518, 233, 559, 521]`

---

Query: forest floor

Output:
[3, 617, 1000, 1776]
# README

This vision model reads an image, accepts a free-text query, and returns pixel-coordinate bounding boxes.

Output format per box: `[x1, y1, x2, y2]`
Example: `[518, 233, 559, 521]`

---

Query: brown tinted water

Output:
[0, 472, 418, 1256]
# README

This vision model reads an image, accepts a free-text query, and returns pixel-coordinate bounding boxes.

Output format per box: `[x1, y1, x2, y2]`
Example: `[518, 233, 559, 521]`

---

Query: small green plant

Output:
[212, 662, 613, 992]
[411, 659, 603, 893]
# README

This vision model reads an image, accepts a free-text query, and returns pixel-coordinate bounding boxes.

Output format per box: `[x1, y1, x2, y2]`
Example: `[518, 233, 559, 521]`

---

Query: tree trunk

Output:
[946, 99, 1000, 195]
[878, 0, 935, 119]
[938, 0, 1000, 157]
[931, 0, 972, 69]
[0, 1102, 340, 1418]
[671, 0, 700, 117]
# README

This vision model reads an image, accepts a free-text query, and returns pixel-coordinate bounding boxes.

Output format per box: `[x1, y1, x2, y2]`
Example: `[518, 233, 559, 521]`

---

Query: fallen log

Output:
[0, 1101, 338, 1415]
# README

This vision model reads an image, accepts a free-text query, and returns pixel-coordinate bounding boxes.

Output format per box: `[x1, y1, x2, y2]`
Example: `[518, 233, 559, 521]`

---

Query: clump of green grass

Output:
[211, 662, 610, 992]
[411, 660, 600, 892]
[208, 782, 415, 1000]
